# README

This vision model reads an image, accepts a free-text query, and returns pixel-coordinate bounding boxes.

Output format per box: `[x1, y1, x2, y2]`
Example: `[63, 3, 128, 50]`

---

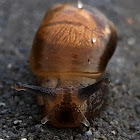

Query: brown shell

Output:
[30, 4, 117, 79]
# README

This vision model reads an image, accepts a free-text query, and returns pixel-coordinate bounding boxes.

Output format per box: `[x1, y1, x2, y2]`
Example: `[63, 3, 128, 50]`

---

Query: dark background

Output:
[0, 0, 140, 139]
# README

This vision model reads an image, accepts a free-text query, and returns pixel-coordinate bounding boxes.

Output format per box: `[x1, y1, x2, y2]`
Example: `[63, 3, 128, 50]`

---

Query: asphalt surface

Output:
[0, 0, 140, 139]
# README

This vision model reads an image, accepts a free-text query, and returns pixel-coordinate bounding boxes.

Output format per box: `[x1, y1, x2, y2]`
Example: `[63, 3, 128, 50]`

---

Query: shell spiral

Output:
[30, 4, 117, 79]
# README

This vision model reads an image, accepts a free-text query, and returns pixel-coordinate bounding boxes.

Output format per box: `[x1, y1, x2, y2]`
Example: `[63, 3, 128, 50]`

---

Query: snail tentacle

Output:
[78, 77, 110, 101]
[15, 82, 56, 99]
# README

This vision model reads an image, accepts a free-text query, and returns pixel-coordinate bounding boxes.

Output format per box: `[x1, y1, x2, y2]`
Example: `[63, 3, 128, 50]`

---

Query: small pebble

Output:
[29, 116, 33, 119]
[111, 130, 116, 135]
[110, 120, 119, 125]
[86, 130, 92, 136]
[7, 63, 12, 69]
[54, 136, 60, 140]
[0, 102, 6, 107]
[21, 138, 27, 140]
[114, 79, 122, 85]
[13, 120, 22, 125]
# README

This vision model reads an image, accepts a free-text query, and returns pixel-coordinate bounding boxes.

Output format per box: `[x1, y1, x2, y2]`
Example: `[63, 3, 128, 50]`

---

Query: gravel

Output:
[0, 0, 140, 139]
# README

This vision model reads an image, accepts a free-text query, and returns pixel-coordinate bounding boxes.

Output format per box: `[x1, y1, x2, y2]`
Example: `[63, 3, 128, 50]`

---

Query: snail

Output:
[15, 3, 117, 128]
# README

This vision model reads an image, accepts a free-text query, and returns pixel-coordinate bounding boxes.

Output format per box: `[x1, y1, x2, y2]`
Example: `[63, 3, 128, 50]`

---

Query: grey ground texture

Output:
[0, 0, 140, 140]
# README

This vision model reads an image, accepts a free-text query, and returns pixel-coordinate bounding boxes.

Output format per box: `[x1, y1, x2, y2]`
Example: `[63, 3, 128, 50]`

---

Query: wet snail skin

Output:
[15, 3, 117, 128]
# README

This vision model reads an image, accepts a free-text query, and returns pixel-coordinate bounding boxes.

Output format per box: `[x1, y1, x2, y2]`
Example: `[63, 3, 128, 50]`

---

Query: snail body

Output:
[15, 4, 117, 128]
